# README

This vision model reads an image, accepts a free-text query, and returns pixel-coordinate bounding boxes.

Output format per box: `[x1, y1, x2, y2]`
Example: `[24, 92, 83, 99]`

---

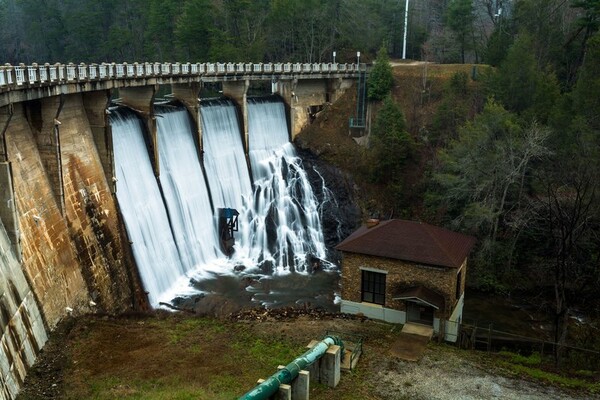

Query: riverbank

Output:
[17, 309, 597, 400]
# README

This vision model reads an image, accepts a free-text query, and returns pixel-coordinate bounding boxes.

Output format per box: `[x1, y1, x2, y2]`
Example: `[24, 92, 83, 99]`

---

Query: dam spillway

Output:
[0, 60, 356, 400]
[111, 97, 333, 306]
[111, 109, 186, 306]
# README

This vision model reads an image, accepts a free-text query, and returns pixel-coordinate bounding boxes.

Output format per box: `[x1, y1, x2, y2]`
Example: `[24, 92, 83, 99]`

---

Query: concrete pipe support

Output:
[239, 335, 343, 400]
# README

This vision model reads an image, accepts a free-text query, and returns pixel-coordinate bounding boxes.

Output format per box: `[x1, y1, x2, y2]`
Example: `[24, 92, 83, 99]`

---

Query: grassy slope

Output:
[19, 313, 396, 400]
[18, 313, 598, 400]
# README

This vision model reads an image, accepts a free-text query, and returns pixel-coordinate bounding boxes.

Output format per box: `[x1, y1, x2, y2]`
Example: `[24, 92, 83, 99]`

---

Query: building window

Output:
[361, 270, 386, 305]
[456, 270, 462, 300]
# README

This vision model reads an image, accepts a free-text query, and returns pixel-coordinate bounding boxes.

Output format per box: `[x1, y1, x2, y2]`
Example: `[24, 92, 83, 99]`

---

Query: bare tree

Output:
[533, 162, 599, 364]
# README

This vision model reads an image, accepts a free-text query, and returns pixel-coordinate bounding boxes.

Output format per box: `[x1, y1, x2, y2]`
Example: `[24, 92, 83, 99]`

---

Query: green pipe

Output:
[238, 335, 343, 400]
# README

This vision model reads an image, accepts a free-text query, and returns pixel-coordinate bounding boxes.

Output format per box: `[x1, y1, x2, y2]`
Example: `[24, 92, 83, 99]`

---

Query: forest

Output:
[2, 0, 522, 64]
[1, 0, 599, 362]
[360, 0, 600, 360]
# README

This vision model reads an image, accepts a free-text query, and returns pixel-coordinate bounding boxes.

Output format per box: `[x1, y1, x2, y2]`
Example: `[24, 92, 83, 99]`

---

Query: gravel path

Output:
[374, 350, 592, 400]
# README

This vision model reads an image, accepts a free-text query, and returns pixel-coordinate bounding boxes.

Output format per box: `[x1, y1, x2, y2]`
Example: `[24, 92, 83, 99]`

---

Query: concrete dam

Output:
[0, 61, 358, 399]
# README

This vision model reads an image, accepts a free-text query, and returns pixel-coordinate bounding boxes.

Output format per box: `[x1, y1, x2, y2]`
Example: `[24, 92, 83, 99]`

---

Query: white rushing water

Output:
[244, 97, 328, 273]
[201, 99, 252, 211]
[111, 109, 186, 305]
[111, 98, 331, 307]
[155, 106, 219, 272]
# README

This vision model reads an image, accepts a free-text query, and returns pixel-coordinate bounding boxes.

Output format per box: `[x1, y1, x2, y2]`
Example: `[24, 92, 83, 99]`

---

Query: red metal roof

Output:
[335, 219, 476, 268]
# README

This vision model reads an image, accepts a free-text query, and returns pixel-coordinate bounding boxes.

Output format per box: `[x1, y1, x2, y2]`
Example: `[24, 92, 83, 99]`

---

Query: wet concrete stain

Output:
[65, 154, 132, 312]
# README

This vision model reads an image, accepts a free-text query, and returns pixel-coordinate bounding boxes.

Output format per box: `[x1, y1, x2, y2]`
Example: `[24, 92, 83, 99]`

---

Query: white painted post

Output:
[402, 0, 409, 59]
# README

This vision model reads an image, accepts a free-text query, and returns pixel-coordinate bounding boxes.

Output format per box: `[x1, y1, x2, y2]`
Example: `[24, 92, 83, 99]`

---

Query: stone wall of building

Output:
[340, 252, 465, 319]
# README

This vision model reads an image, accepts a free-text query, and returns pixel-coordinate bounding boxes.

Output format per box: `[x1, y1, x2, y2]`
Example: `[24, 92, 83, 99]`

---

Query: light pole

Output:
[333, 51, 336, 64]
[402, 0, 409, 59]
[357, 51, 360, 68]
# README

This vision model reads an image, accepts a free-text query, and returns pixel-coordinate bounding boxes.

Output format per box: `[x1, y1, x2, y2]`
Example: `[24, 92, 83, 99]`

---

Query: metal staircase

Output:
[349, 64, 367, 129]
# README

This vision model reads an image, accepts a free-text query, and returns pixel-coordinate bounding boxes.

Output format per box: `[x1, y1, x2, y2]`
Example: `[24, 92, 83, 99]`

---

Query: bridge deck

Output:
[0, 62, 363, 107]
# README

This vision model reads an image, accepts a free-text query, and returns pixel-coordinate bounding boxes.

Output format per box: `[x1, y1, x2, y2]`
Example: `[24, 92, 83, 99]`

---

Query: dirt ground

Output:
[16, 309, 595, 400]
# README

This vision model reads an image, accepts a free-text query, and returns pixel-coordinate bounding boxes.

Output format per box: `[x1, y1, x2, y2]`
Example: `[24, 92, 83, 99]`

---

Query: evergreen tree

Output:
[573, 32, 600, 130]
[445, 0, 475, 63]
[175, 0, 214, 60]
[486, 34, 559, 122]
[367, 46, 394, 101]
[369, 96, 413, 184]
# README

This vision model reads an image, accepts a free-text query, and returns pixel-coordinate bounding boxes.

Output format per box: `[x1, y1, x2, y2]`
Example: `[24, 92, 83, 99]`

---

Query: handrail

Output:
[0, 61, 364, 92]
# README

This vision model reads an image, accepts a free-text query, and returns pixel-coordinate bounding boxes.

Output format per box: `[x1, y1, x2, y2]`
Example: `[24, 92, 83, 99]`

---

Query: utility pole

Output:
[402, 0, 409, 59]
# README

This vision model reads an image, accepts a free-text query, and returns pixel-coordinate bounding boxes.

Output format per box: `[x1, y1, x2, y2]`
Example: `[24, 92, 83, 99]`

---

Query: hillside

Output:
[17, 311, 596, 399]
[296, 62, 489, 220]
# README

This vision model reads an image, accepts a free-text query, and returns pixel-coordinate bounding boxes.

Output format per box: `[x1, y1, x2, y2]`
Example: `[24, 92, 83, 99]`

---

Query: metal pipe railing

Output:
[238, 335, 343, 400]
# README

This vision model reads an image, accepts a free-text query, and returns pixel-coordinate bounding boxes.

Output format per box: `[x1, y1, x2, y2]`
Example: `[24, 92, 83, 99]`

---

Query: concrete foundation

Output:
[278, 366, 310, 400]
[257, 379, 291, 400]
[305, 340, 342, 388]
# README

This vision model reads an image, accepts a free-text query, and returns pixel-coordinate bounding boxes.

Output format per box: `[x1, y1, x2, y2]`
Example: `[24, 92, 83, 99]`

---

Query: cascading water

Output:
[201, 99, 252, 211]
[244, 97, 328, 273]
[111, 109, 186, 306]
[155, 106, 219, 273]
[111, 97, 336, 310]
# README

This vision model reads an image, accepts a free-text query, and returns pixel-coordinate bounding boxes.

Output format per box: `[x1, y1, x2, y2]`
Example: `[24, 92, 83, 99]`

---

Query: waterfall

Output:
[111, 109, 186, 306]
[201, 99, 252, 211]
[155, 106, 219, 272]
[111, 97, 333, 308]
[244, 97, 328, 273]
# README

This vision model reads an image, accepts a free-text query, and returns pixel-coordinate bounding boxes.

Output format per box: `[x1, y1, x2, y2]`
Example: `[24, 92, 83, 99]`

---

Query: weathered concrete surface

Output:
[83, 91, 113, 192]
[277, 365, 309, 400]
[58, 94, 135, 313]
[0, 213, 48, 400]
[4, 93, 136, 328]
[0, 163, 20, 257]
[222, 80, 249, 152]
[277, 78, 353, 139]
[6, 103, 90, 327]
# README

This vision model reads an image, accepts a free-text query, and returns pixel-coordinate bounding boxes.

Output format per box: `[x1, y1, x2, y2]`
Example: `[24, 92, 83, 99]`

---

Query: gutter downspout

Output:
[1, 103, 13, 161]
[239, 335, 343, 400]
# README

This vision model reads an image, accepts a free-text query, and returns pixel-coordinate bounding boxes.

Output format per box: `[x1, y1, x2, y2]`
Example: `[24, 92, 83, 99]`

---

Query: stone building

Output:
[336, 219, 476, 342]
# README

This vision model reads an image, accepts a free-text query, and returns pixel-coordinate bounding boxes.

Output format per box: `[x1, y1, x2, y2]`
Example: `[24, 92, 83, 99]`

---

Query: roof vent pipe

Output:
[366, 218, 380, 228]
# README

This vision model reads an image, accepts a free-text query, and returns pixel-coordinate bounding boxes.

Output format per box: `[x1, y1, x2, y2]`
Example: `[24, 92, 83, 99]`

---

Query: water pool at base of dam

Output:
[170, 269, 341, 315]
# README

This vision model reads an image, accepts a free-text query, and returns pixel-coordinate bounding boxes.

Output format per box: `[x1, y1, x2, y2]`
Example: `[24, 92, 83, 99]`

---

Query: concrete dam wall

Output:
[0, 93, 141, 400]
[0, 71, 353, 399]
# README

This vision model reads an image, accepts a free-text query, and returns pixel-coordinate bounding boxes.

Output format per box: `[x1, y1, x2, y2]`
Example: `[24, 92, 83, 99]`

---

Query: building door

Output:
[406, 301, 434, 326]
